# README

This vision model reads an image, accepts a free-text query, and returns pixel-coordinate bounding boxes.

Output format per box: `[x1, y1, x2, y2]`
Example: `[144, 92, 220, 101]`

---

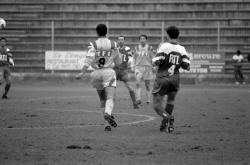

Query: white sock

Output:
[105, 98, 114, 116]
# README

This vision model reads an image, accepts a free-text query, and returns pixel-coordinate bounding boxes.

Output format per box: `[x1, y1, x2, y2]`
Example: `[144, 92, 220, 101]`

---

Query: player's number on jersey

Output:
[96, 50, 112, 68]
[98, 58, 106, 67]
[168, 65, 176, 76]
[0, 55, 7, 61]
[122, 54, 129, 62]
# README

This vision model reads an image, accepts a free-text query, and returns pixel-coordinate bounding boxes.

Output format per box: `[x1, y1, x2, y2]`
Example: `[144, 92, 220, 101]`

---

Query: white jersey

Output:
[84, 37, 121, 69]
[232, 54, 244, 63]
[156, 42, 188, 57]
[133, 44, 154, 67]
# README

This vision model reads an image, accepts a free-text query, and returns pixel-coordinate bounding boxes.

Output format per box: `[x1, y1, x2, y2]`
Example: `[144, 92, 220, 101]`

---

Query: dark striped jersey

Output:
[0, 46, 12, 66]
[153, 41, 190, 78]
[116, 46, 133, 70]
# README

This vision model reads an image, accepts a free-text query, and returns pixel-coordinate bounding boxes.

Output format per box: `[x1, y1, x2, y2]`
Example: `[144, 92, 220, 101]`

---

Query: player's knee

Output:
[153, 99, 161, 110]
[167, 96, 176, 104]
[5, 78, 11, 84]
[153, 104, 162, 114]
[127, 86, 133, 92]
[136, 83, 140, 88]
[106, 95, 114, 100]
[167, 100, 175, 105]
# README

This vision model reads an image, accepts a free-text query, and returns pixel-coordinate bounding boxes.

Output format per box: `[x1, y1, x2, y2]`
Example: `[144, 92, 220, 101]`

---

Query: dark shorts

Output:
[115, 68, 134, 82]
[152, 74, 180, 95]
[0, 65, 11, 82]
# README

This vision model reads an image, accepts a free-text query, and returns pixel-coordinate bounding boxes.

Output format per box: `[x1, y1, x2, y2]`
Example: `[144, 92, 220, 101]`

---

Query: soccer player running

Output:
[152, 26, 190, 133]
[77, 24, 122, 131]
[0, 37, 14, 99]
[133, 34, 155, 105]
[114, 35, 139, 109]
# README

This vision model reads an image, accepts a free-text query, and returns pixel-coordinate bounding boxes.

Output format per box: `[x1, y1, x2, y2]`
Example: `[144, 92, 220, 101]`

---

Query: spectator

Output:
[232, 50, 245, 85]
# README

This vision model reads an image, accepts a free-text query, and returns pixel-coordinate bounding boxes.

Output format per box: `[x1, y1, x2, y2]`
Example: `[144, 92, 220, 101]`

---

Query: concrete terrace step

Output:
[1, 9, 250, 13]
[3, 25, 250, 31]
[4, 17, 250, 22]
[2, 32, 249, 38]
[0, 0, 249, 5]
[6, 42, 249, 52]
[0, 29, 27, 34]
[18, 5, 44, 11]
[1, 3, 250, 12]
[3, 18, 250, 27]
[1, 12, 250, 20]
[3, 35, 248, 44]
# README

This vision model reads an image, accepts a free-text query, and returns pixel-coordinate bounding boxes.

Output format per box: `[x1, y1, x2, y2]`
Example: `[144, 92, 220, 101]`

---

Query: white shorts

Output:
[90, 68, 117, 90]
[135, 66, 153, 81]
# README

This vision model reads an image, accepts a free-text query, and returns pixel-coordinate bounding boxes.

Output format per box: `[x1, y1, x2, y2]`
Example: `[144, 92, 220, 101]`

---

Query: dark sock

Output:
[97, 90, 106, 103]
[165, 104, 174, 115]
[4, 83, 11, 96]
[129, 91, 136, 104]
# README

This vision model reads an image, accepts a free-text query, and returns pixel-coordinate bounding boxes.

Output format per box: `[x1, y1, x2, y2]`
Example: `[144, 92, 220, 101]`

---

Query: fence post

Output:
[51, 20, 55, 74]
[106, 21, 109, 38]
[51, 20, 54, 51]
[217, 21, 220, 51]
[161, 21, 165, 43]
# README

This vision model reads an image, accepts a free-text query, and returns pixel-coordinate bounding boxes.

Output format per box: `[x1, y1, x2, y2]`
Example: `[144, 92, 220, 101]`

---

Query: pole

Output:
[161, 21, 164, 43]
[217, 21, 220, 51]
[51, 20, 54, 51]
[51, 21, 54, 74]
[106, 21, 109, 38]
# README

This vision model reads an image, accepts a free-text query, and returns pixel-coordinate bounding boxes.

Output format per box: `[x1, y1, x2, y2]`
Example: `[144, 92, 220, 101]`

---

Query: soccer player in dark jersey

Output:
[114, 36, 139, 109]
[0, 37, 14, 99]
[152, 26, 190, 133]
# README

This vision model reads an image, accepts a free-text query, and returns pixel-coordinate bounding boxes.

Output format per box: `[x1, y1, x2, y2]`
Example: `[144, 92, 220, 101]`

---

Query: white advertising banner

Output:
[181, 52, 225, 74]
[45, 51, 87, 70]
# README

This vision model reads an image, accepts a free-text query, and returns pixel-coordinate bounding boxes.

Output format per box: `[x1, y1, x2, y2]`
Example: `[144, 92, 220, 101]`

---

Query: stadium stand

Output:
[0, 0, 250, 73]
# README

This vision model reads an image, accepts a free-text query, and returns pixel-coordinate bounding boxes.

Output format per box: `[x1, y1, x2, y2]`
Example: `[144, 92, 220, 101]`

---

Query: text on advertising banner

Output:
[181, 52, 225, 74]
[45, 51, 87, 70]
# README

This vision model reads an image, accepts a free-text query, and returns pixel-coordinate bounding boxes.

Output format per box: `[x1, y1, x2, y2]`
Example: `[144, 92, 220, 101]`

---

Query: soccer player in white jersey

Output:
[0, 37, 14, 99]
[133, 34, 155, 105]
[152, 26, 190, 133]
[77, 24, 122, 131]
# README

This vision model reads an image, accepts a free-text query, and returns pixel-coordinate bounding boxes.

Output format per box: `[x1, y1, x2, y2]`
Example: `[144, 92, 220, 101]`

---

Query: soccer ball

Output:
[0, 18, 6, 29]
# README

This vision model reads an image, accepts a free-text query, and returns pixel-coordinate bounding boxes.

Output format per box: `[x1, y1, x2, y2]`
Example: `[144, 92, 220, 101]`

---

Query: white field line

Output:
[0, 108, 155, 130]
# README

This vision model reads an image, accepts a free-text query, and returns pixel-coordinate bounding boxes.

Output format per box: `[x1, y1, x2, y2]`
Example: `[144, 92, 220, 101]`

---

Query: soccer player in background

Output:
[133, 34, 155, 105]
[0, 37, 14, 99]
[114, 35, 139, 109]
[152, 26, 190, 133]
[77, 24, 122, 131]
[232, 50, 245, 85]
